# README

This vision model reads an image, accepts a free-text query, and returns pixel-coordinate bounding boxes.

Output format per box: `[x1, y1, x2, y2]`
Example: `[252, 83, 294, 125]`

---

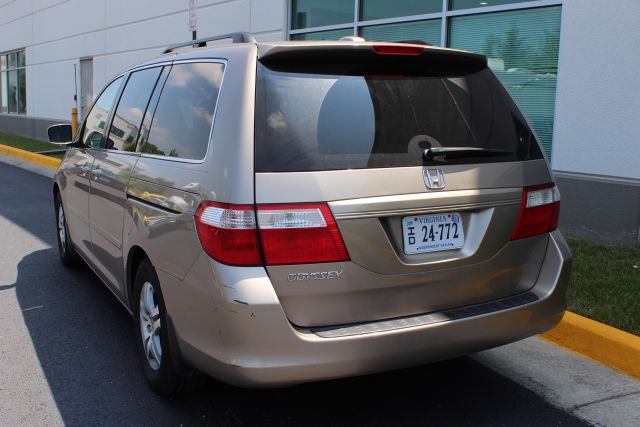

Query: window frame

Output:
[135, 58, 228, 164]
[78, 75, 126, 150]
[0, 48, 27, 115]
[101, 65, 166, 154]
[287, 0, 563, 46]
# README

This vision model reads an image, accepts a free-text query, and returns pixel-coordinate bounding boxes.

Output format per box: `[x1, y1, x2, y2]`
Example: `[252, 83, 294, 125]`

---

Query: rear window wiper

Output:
[424, 147, 514, 160]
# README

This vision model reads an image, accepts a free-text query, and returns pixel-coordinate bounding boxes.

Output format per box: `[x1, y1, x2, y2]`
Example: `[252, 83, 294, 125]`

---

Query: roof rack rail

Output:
[163, 32, 256, 54]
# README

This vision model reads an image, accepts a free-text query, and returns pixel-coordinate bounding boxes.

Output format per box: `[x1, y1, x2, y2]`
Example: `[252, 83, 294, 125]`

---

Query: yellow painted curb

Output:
[540, 311, 640, 380]
[0, 144, 61, 169]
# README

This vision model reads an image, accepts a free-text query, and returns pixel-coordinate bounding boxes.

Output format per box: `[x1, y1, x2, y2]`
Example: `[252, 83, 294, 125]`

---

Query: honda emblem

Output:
[423, 168, 446, 190]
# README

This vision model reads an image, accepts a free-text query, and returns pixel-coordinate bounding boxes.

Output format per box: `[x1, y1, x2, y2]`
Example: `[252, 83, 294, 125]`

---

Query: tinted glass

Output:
[106, 67, 162, 151]
[18, 68, 26, 114]
[0, 55, 6, 70]
[7, 52, 16, 68]
[7, 69, 17, 113]
[361, 0, 441, 20]
[291, 28, 353, 41]
[82, 77, 123, 148]
[291, 0, 354, 30]
[0, 72, 7, 113]
[17, 51, 25, 67]
[450, 0, 532, 10]
[255, 64, 542, 172]
[449, 6, 561, 159]
[142, 62, 224, 159]
[360, 19, 441, 45]
[136, 67, 170, 152]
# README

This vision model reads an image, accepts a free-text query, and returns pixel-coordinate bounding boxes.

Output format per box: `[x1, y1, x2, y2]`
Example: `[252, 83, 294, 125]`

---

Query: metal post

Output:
[192, 30, 196, 41]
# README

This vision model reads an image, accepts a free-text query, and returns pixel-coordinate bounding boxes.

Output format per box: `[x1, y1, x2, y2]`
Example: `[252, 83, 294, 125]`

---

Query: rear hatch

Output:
[254, 43, 554, 328]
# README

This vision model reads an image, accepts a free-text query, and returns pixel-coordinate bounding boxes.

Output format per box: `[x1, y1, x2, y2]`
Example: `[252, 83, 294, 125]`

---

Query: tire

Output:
[54, 193, 82, 268]
[133, 258, 202, 396]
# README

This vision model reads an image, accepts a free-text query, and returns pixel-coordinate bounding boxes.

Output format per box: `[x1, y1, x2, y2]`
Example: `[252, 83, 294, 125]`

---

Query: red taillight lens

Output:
[194, 202, 262, 266]
[373, 44, 426, 56]
[511, 183, 561, 240]
[194, 202, 350, 266]
[257, 203, 350, 265]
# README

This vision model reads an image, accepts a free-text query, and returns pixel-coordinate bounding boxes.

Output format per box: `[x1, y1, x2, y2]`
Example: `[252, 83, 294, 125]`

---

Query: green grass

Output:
[567, 237, 640, 335]
[0, 131, 61, 153]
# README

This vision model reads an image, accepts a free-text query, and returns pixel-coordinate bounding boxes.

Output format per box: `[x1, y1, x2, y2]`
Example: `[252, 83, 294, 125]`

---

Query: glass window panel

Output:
[291, 28, 353, 41]
[291, 0, 354, 30]
[449, 6, 561, 159]
[82, 77, 124, 148]
[143, 63, 224, 160]
[0, 71, 7, 113]
[107, 67, 162, 151]
[17, 50, 25, 68]
[255, 64, 542, 172]
[7, 69, 17, 113]
[18, 68, 26, 114]
[450, 0, 534, 10]
[0, 55, 6, 70]
[360, 19, 441, 45]
[361, 0, 441, 21]
[8, 52, 17, 68]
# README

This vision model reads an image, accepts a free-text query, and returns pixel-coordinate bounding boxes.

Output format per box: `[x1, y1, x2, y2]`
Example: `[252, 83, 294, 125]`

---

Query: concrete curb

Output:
[0, 144, 61, 169]
[1, 142, 639, 382]
[540, 311, 640, 380]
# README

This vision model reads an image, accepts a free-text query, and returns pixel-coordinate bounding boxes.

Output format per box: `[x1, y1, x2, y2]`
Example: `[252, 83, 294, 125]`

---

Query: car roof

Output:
[125, 38, 484, 74]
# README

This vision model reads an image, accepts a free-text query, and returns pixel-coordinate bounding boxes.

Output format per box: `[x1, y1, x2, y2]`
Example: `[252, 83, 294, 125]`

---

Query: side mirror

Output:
[48, 124, 73, 144]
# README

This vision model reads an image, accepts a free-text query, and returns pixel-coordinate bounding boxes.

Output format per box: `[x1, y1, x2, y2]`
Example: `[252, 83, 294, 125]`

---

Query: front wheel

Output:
[133, 259, 202, 396]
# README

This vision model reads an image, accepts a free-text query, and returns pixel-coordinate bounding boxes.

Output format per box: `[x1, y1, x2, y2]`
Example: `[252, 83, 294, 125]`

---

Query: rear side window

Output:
[255, 64, 543, 172]
[82, 77, 123, 149]
[140, 62, 224, 160]
[106, 66, 162, 151]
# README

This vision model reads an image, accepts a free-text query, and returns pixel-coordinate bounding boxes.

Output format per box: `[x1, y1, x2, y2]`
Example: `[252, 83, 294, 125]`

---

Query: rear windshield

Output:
[255, 63, 543, 172]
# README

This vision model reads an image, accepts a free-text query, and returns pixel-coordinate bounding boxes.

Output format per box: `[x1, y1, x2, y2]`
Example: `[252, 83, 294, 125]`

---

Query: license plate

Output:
[402, 213, 465, 255]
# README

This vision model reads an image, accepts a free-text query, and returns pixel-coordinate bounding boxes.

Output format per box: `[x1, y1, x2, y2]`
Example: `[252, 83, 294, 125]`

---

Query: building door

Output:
[80, 58, 93, 120]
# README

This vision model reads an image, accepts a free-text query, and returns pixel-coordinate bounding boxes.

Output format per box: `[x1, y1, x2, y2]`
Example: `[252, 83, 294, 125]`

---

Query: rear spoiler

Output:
[258, 43, 488, 76]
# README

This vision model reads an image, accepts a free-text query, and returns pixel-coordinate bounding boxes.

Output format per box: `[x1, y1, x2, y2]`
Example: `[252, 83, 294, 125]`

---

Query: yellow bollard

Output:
[71, 107, 78, 138]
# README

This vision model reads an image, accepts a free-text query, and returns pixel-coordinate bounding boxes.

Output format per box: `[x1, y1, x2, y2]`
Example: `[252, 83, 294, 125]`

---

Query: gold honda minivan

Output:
[48, 33, 572, 395]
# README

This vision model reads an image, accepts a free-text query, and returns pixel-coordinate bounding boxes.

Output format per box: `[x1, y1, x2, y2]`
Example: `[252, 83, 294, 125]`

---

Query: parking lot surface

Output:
[0, 160, 637, 426]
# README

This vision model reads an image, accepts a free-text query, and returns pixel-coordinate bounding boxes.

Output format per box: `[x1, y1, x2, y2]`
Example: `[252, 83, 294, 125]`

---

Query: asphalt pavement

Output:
[0, 159, 637, 426]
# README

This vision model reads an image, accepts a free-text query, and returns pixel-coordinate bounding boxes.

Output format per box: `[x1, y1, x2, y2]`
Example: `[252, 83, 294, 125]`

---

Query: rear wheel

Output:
[54, 193, 81, 268]
[133, 259, 202, 396]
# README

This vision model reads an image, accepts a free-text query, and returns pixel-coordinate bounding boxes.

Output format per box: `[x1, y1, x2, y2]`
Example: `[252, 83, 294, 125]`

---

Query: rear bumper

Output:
[164, 230, 572, 388]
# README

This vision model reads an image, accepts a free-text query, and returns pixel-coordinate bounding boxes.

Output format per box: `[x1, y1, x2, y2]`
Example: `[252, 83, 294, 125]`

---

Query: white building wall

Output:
[0, 0, 287, 120]
[552, 0, 640, 180]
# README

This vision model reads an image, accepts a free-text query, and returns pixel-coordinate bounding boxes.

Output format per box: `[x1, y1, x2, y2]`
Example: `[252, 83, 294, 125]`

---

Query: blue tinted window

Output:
[361, 0, 441, 20]
[361, 20, 441, 45]
[450, 0, 534, 10]
[143, 63, 224, 160]
[291, 0, 354, 30]
[107, 67, 162, 151]
[291, 28, 353, 41]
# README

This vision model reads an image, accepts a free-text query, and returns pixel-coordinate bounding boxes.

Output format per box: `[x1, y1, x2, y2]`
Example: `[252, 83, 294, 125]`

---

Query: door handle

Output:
[91, 166, 102, 180]
[79, 162, 91, 177]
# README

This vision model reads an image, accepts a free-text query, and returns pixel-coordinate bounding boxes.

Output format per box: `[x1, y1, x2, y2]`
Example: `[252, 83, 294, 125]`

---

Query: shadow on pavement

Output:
[12, 249, 587, 426]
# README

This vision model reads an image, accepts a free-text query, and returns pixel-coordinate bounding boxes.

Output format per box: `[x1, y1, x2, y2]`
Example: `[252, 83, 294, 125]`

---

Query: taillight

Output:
[257, 203, 349, 265]
[511, 183, 561, 240]
[194, 202, 350, 266]
[194, 202, 262, 266]
[373, 44, 425, 56]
